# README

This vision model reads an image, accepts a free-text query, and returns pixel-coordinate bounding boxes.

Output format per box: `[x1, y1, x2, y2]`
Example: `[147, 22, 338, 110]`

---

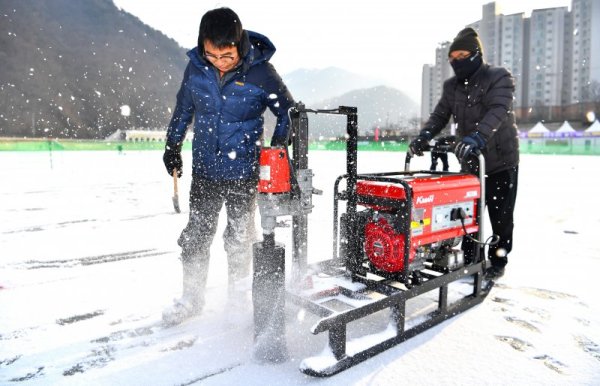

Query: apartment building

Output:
[499, 12, 526, 107]
[567, 0, 600, 105]
[421, 0, 599, 123]
[528, 7, 567, 108]
[420, 42, 452, 122]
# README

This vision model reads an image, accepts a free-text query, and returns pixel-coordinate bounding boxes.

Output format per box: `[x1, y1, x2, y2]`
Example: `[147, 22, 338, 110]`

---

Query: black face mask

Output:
[450, 52, 482, 81]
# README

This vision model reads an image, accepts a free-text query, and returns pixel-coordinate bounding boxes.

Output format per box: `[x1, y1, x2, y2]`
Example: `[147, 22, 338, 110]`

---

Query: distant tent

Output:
[527, 121, 550, 138]
[555, 121, 578, 138]
[584, 120, 600, 137]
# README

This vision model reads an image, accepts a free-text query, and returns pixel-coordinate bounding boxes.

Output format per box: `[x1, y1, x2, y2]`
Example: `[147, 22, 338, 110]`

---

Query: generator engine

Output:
[356, 173, 480, 275]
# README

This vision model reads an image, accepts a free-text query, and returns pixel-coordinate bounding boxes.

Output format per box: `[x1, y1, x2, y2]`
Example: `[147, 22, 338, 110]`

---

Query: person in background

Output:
[409, 27, 519, 280]
[429, 139, 450, 171]
[162, 7, 294, 325]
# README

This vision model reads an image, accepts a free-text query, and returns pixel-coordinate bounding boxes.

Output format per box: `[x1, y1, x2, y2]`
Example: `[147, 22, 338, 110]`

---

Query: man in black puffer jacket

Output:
[410, 27, 519, 280]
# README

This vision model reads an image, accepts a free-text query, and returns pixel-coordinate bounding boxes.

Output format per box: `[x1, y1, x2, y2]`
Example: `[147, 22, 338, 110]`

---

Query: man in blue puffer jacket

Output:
[162, 7, 294, 325]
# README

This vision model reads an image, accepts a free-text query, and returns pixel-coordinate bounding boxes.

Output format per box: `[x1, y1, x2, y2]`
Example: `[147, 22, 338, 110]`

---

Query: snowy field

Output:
[1, 149, 599, 385]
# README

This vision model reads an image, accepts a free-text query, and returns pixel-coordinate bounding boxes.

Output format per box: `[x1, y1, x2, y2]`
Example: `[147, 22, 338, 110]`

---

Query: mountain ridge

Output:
[0, 0, 188, 139]
[0, 1, 418, 140]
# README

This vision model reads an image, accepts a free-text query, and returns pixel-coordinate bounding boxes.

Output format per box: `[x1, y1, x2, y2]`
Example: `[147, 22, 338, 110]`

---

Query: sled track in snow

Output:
[2, 219, 98, 234]
[2, 211, 175, 235]
[178, 363, 243, 385]
[13, 249, 171, 269]
[60, 315, 250, 380]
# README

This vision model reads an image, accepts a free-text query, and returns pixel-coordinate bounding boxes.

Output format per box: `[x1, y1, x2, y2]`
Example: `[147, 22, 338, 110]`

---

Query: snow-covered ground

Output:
[1, 149, 599, 385]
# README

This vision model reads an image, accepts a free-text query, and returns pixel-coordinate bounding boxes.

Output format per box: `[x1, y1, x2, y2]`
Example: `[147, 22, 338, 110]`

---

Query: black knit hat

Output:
[449, 27, 483, 56]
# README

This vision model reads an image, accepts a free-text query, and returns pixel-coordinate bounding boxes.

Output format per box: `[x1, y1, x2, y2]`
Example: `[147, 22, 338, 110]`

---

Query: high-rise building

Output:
[421, 42, 452, 122]
[479, 2, 502, 66]
[527, 7, 568, 108]
[421, 0, 599, 123]
[499, 12, 526, 107]
[567, 0, 600, 104]
[421, 64, 434, 122]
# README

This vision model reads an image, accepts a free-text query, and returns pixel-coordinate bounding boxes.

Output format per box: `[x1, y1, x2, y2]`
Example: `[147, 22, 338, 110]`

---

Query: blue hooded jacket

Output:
[166, 30, 294, 180]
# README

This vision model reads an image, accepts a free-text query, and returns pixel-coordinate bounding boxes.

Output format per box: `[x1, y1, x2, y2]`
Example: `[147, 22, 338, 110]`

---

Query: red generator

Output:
[341, 172, 481, 281]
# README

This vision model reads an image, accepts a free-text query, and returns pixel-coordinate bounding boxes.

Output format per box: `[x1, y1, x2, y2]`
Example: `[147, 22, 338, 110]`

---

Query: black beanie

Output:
[449, 27, 483, 56]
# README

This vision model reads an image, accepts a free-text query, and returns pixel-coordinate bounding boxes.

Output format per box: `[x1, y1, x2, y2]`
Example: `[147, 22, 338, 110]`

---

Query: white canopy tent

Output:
[584, 120, 600, 136]
[527, 121, 551, 137]
[554, 121, 578, 137]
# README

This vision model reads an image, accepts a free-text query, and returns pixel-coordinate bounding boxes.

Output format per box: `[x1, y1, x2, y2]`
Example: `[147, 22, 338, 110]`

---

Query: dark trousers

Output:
[430, 152, 449, 171]
[177, 176, 257, 306]
[463, 166, 518, 268]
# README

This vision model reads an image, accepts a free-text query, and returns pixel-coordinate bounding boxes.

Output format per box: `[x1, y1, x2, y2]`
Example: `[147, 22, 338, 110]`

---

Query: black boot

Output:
[484, 265, 505, 280]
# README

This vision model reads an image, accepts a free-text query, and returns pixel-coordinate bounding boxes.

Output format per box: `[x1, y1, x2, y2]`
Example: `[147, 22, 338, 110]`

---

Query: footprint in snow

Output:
[495, 335, 534, 352]
[522, 287, 576, 301]
[160, 336, 197, 352]
[91, 326, 156, 344]
[56, 310, 104, 326]
[9, 366, 45, 382]
[0, 355, 21, 367]
[504, 316, 541, 332]
[574, 317, 590, 327]
[522, 306, 551, 320]
[533, 354, 568, 374]
[491, 296, 513, 305]
[62, 345, 116, 376]
[575, 335, 600, 362]
[495, 337, 568, 374]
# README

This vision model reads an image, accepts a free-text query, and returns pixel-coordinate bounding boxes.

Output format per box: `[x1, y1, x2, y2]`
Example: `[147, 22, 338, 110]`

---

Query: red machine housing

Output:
[258, 148, 291, 193]
[357, 173, 480, 273]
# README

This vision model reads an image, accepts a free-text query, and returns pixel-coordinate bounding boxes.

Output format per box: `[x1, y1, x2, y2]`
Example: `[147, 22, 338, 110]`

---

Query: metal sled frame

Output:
[289, 260, 491, 376]
[285, 104, 492, 377]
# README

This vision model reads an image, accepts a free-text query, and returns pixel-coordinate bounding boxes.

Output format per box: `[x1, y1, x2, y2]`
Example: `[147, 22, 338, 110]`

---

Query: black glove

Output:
[270, 135, 288, 147]
[454, 132, 486, 163]
[163, 142, 182, 177]
[408, 135, 430, 156]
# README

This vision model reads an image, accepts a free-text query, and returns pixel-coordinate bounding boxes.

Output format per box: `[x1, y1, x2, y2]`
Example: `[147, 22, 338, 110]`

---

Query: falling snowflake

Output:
[120, 105, 131, 117]
[495, 248, 507, 258]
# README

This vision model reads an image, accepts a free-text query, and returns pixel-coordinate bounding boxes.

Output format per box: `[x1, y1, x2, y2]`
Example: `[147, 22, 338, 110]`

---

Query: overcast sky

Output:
[113, 0, 571, 102]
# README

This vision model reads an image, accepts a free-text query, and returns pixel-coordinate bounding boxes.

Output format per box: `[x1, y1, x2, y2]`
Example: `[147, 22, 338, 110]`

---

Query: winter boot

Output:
[484, 265, 505, 280]
[162, 296, 202, 326]
[162, 257, 208, 326]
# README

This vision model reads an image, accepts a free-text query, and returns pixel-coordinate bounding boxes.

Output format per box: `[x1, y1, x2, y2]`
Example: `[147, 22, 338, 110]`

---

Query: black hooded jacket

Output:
[420, 63, 519, 174]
